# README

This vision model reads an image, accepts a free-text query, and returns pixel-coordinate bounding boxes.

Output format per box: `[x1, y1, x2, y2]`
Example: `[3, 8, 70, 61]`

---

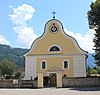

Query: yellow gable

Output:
[25, 19, 87, 55]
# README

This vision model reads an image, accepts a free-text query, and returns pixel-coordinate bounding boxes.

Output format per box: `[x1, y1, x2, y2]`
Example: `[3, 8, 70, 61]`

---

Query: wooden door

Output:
[49, 73, 57, 87]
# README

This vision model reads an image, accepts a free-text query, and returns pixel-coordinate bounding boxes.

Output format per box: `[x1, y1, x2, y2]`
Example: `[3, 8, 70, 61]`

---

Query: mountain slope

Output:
[0, 44, 28, 67]
[87, 53, 96, 67]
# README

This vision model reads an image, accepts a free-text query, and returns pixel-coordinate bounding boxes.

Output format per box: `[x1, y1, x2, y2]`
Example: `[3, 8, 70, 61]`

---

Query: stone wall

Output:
[0, 80, 37, 88]
[62, 77, 100, 87]
[0, 77, 100, 88]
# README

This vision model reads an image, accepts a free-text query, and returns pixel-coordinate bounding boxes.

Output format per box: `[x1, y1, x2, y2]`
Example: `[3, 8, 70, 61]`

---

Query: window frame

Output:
[40, 60, 47, 70]
[62, 60, 69, 69]
[48, 45, 62, 52]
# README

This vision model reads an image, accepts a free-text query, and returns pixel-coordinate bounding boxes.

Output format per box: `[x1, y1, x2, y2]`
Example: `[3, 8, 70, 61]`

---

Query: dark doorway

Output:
[49, 73, 57, 87]
[43, 76, 49, 87]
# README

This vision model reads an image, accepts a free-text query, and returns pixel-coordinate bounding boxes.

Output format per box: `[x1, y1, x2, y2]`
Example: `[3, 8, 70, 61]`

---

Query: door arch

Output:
[49, 73, 57, 87]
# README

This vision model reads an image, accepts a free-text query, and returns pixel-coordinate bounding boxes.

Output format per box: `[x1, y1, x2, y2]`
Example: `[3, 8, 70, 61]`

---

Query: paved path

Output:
[0, 87, 100, 95]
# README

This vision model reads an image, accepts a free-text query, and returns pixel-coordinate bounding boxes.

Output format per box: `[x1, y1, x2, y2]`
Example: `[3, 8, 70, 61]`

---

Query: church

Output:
[24, 13, 88, 87]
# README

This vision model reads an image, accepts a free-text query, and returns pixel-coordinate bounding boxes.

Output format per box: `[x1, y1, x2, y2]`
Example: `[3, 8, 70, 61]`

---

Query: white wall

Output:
[24, 56, 36, 80]
[74, 55, 86, 77]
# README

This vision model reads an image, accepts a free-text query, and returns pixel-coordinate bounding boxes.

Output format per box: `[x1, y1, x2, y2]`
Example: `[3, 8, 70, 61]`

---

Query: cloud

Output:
[64, 29, 95, 53]
[93, 0, 96, 2]
[0, 35, 9, 45]
[9, 4, 38, 48]
[9, 4, 35, 26]
[13, 26, 38, 48]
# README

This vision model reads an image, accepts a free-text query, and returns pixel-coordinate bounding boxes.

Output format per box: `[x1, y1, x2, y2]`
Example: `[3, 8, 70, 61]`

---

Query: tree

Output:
[87, 0, 100, 66]
[96, 66, 100, 74]
[87, 65, 91, 76]
[0, 59, 16, 78]
[14, 71, 22, 79]
[90, 69, 98, 74]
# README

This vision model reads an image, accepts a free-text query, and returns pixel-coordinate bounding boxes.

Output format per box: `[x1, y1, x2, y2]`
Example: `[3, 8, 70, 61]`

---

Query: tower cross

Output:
[52, 11, 56, 19]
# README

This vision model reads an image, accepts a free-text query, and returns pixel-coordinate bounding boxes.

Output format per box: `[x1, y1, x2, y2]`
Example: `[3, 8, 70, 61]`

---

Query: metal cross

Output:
[52, 11, 56, 19]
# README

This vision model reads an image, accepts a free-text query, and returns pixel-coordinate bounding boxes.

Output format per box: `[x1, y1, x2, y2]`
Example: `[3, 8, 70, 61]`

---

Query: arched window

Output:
[41, 60, 47, 70]
[63, 60, 69, 69]
[49, 45, 61, 52]
[42, 61, 46, 69]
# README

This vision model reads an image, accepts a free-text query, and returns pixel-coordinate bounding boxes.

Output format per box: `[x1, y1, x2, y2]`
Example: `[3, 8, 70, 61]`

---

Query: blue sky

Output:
[0, 0, 96, 52]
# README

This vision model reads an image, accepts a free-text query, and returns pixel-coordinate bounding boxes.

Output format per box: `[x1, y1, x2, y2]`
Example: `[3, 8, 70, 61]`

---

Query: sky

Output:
[0, 0, 96, 53]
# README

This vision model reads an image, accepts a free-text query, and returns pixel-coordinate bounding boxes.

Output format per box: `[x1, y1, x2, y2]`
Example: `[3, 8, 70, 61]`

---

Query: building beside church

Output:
[24, 16, 88, 87]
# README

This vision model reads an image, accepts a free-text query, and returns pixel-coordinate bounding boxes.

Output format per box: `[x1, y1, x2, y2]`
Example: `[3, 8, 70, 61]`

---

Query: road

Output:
[0, 87, 100, 95]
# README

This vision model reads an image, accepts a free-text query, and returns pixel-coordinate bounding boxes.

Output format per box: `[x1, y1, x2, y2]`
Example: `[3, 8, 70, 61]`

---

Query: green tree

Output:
[96, 66, 100, 74]
[0, 59, 16, 78]
[90, 69, 98, 74]
[87, 0, 100, 66]
[87, 65, 91, 75]
[14, 71, 22, 79]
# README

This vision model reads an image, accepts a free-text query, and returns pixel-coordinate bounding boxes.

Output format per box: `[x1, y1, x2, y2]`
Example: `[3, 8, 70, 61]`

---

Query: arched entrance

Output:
[38, 66, 63, 88]
[43, 73, 57, 87]
[49, 73, 57, 87]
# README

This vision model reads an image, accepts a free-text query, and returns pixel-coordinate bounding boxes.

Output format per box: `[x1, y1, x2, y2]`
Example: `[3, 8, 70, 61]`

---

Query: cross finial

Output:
[52, 11, 56, 19]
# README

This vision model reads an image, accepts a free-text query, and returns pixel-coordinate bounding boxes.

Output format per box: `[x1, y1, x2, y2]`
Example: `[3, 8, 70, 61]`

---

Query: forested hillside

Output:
[0, 44, 28, 67]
